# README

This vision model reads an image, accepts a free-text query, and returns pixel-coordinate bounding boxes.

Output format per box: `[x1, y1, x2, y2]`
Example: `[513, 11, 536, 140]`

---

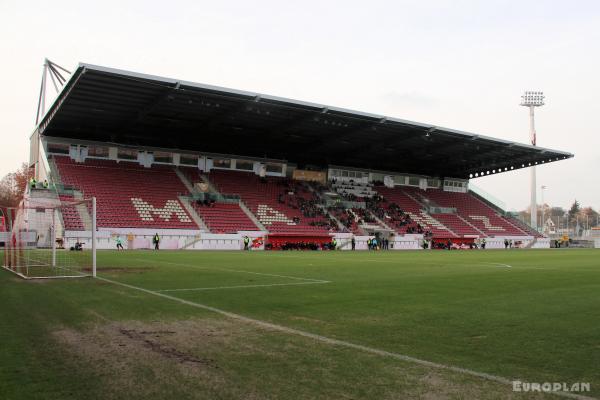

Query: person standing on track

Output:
[115, 235, 124, 250]
[153, 233, 160, 250]
[243, 236, 250, 250]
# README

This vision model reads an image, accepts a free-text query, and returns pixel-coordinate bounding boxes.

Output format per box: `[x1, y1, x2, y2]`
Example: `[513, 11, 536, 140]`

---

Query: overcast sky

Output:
[1, 0, 598, 211]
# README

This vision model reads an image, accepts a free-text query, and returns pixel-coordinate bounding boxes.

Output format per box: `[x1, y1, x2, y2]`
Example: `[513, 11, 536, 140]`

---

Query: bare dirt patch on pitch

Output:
[52, 318, 243, 399]
[117, 328, 217, 367]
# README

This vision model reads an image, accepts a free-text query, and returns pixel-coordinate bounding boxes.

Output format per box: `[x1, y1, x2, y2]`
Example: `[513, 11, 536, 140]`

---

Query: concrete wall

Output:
[63, 229, 267, 251]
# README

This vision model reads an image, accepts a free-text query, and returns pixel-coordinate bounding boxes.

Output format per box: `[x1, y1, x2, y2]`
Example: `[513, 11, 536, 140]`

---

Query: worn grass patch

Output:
[52, 317, 553, 400]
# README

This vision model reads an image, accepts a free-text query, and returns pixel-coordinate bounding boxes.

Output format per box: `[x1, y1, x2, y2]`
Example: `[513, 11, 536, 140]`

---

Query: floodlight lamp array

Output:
[520, 91, 545, 107]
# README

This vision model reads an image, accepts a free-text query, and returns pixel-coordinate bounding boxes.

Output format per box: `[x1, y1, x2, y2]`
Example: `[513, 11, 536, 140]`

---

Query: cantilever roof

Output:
[38, 63, 573, 179]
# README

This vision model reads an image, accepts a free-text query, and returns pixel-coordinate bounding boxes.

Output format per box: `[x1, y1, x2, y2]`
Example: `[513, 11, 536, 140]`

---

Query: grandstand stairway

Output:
[238, 201, 267, 231]
[327, 210, 352, 233]
[365, 210, 395, 232]
[503, 215, 543, 238]
[375, 186, 456, 237]
[174, 168, 195, 193]
[192, 202, 262, 234]
[430, 214, 479, 237]
[329, 207, 365, 234]
[180, 167, 265, 233]
[307, 183, 350, 232]
[413, 188, 529, 237]
[205, 170, 334, 235]
[457, 214, 487, 236]
[178, 196, 210, 231]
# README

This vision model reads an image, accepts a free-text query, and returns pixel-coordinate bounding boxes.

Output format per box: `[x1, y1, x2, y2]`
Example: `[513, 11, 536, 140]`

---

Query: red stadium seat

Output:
[53, 157, 199, 230]
[203, 170, 334, 235]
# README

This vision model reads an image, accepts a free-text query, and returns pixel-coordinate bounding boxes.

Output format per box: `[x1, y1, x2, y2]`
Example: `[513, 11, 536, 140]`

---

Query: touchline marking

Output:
[135, 258, 326, 283]
[156, 280, 331, 292]
[482, 262, 512, 268]
[97, 275, 594, 400]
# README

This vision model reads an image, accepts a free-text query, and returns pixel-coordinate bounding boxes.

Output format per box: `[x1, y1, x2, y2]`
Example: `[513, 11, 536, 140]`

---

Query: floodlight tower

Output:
[520, 91, 545, 230]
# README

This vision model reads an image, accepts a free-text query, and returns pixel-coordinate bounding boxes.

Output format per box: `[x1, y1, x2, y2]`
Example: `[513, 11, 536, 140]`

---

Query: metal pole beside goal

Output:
[52, 209, 56, 268]
[92, 197, 97, 278]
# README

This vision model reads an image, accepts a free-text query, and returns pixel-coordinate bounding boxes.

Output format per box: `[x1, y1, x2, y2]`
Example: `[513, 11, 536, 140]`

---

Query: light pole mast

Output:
[541, 185, 547, 233]
[520, 91, 545, 230]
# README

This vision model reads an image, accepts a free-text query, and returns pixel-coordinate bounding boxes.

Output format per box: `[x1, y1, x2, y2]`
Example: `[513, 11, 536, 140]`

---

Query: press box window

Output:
[88, 146, 109, 158]
[47, 143, 69, 154]
[118, 148, 137, 160]
[236, 160, 254, 171]
[180, 155, 198, 166]
[154, 152, 173, 163]
[213, 159, 231, 169]
[266, 164, 282, 173]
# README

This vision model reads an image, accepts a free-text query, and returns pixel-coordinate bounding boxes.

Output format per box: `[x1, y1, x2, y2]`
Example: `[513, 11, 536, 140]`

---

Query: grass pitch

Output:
[1, 248, 599, 399]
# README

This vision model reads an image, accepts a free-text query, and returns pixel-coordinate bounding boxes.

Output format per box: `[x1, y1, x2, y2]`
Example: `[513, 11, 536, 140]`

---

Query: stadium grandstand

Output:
[26, 63, 573, 250]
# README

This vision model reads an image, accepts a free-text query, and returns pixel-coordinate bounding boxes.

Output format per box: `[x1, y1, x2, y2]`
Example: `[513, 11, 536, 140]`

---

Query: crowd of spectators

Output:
[195, 198, 216, 207]
[328, 206, 379, 233]
[365, 196, 433, 236]
[329, 206, 358, 232]
[277, 180, 326, 218]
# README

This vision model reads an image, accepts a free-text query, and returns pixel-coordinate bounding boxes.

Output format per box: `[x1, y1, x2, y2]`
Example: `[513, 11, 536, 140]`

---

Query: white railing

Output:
[468, 183, 507, 213]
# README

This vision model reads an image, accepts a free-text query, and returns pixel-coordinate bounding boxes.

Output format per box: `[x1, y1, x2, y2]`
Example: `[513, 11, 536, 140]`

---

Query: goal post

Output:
[2, 196, 97, 279]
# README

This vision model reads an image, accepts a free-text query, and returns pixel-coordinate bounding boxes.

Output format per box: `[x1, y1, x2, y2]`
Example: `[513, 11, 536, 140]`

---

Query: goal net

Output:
[2, 196, 96, 279]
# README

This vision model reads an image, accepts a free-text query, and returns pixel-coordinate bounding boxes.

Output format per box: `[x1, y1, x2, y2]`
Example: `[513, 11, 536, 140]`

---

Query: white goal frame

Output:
[2, 197, 97, 279]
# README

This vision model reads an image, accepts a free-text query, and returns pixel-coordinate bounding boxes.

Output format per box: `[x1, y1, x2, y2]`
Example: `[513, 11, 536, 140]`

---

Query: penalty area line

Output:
[96, 275, 594, 400]
[481, 262, 512, 268]
[156, 280, 331, 292]
[135, 258, 327, 283]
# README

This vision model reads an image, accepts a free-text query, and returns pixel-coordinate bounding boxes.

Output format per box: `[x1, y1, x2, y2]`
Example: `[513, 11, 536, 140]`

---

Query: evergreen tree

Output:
[568, 200, 581, 221]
